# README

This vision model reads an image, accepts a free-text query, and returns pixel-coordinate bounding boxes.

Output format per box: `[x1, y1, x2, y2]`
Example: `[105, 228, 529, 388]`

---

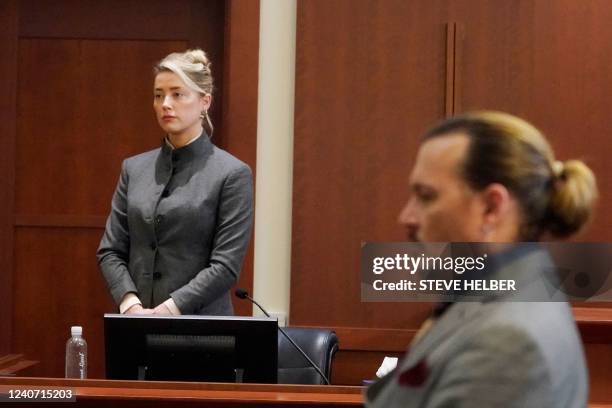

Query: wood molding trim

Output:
[0, 0, 18, 356]
[0, 354, 38, 376]
[574, 307, 612, 343]
[331, 326, 416, 352]
[315, 307, 612, 355]
[445, 22, 463, 116]
[14, 215, 107, 229]
[221, 0, 260, 316]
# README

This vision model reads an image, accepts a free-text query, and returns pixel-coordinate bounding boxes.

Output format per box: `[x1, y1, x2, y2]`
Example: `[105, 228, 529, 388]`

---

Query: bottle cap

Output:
[71, 326, 82, 336]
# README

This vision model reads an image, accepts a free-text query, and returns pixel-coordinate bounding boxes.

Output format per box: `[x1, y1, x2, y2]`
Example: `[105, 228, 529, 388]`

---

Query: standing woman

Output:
[97, 49, 253, 316]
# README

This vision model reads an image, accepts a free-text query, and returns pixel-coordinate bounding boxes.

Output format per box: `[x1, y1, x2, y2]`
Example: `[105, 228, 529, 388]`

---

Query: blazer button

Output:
[150, 243, 157, 251]
[153, 272, 162, 280]
[154, 215, 163, 225]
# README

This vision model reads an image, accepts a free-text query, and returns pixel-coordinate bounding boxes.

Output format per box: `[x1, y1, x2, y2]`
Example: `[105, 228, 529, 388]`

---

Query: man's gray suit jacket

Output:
[366, 246, 588, 408]
[97, 134, 253, 315]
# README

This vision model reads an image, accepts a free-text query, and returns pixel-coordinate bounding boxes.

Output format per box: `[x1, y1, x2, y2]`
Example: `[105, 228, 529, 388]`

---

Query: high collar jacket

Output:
[97, 134, 253, 315]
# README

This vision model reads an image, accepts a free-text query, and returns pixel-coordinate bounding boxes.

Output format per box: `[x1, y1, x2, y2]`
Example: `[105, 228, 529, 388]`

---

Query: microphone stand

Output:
[242, 293, 331, 385]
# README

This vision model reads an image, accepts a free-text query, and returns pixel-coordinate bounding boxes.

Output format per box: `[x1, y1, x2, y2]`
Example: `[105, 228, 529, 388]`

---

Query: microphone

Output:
[234, 288, 331, 385]
[235, 288, 249, 299]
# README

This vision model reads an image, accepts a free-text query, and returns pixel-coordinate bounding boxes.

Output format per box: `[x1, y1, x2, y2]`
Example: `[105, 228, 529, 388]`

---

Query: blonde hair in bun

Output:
[424, 111, 599, 240]
[546, 159, 598, 238]
[154, 49, 214, 135]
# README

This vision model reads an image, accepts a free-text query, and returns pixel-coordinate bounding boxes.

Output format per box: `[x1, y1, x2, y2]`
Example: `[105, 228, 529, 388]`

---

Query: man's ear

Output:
[480, 183, 512, 225]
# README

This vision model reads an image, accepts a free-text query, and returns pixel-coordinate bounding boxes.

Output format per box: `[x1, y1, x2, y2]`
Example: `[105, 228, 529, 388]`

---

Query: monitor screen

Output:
[104, 314, 278, 383]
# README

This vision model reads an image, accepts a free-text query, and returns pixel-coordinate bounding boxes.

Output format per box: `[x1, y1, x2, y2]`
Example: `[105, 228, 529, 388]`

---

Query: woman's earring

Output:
[200, 111, 206, 119]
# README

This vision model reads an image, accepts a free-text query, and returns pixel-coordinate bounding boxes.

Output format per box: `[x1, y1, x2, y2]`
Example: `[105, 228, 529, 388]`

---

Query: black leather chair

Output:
[277, 327, 339, 385]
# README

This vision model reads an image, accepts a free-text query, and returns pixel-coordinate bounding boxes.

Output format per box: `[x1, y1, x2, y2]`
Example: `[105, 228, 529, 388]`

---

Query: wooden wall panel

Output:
[187, 0, 226, 148]
[0, 0, 18, 356]
[291, 1, 612, 322]
[586, 343, 612, 402]
[19, 0, 192, 40]
[12, 228, 115, 378]
[527, 0, 612, 242]
[292, 0, 451, 329]
[18, 0, 227, 155]
[221, 0, 261, 316]
[16, 39, 185, 216]
[454, 0, 612, 241]
[448, 0, 535, 116]
[220, 0, 260, 164]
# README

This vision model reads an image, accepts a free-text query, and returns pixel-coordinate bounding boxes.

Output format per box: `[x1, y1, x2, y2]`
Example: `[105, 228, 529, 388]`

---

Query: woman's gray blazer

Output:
[97, 134, 253, 315]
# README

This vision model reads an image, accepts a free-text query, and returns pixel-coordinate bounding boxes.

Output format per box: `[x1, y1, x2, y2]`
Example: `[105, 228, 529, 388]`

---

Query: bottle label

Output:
[78, 352, 85, 378]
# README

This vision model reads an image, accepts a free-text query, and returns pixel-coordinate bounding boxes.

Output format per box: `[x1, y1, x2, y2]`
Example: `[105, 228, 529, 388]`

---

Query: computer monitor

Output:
[104, 314, 278, 383]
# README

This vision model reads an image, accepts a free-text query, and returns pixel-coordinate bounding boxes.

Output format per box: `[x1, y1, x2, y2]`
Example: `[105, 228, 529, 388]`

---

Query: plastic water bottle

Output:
[65, 326, 87, 379]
